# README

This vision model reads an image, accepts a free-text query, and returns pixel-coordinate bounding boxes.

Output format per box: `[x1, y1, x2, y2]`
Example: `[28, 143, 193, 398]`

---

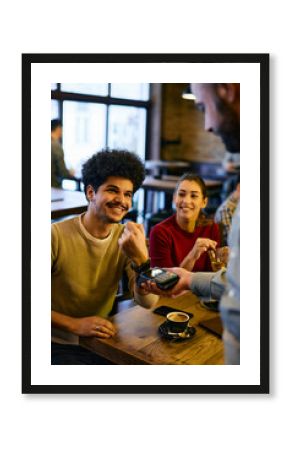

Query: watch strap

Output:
[131, 259, 151, 274]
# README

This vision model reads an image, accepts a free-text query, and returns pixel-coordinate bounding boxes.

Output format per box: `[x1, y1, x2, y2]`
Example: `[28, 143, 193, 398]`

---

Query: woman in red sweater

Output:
[149, 173, 221, 272]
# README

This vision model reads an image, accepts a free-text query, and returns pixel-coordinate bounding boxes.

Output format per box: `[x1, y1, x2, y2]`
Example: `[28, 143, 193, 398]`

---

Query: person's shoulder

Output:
[157, 214, 176, 228]
[51, 216, 79, 235]
[150, 214, 175, 234]
[51, 139, 63, 153]
[51, 138, 59, 148]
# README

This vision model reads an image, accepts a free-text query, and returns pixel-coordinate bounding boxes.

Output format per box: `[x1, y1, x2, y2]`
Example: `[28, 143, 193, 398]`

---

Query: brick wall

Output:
[160, 83, 226, 162]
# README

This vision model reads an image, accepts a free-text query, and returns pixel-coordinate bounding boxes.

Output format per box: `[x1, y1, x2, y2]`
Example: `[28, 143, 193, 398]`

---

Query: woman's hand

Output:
[190, 238, 218, 262]
[71, 316, 117, 338]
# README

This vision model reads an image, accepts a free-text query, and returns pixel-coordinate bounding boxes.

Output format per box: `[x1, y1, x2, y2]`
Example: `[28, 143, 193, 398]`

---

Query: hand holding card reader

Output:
[138, 267, 179, 290]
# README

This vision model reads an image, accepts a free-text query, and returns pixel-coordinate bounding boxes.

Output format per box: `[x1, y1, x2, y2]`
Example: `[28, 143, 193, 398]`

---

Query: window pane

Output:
[61, 83, 108, 96]
[51, 83, 57, 90]
[111, 83, 149, 101]
[62, 179, 80, 191]
[108, 105, 146, 160]
[62, 101, 107, 176]
[51, 100, 59, 119]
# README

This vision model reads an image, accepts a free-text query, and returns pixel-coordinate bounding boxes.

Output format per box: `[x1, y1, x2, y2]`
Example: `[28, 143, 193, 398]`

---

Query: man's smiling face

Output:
[88, 176, 133, 224]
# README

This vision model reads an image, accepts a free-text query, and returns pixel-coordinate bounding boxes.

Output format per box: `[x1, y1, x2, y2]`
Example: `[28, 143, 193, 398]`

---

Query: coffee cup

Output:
[166, 311, 190, 334]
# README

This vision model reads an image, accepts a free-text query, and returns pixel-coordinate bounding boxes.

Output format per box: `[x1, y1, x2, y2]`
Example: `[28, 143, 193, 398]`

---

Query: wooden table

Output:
[51, 188, 88, 219]
[80, 293, 224, 365]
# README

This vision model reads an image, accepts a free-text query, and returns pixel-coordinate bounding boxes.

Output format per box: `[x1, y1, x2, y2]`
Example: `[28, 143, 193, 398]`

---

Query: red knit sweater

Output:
[149, 214, 221, 272]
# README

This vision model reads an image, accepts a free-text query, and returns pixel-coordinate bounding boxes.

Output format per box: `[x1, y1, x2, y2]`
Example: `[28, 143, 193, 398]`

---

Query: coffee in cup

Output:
[166, 311, 190, 334]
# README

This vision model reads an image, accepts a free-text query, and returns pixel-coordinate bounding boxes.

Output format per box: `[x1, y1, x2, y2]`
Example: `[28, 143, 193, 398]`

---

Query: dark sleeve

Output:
[149, 224, 174, 268]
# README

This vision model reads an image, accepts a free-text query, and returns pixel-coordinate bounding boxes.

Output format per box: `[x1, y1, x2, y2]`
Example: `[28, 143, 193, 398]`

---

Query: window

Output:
[62, 101, 107, 175]
[61, 83, 108, 96]
[51, 100, 59, 119]
[108, 105, 146, 161]
[110, 83, 149, 101]
[51, 83, 150, 178]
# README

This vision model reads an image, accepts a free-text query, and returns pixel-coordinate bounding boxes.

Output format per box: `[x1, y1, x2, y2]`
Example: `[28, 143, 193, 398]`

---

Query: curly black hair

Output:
[81, 149, 146, 195]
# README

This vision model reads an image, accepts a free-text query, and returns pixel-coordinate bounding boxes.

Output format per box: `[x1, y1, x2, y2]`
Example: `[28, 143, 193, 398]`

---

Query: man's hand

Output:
[118, 221, 149, 266]
[71, 316, 117, 338]
[141, 267, 194, 298]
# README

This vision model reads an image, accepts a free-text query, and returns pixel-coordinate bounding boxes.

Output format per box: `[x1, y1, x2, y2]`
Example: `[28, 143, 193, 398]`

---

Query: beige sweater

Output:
[51, 214, 158, 344]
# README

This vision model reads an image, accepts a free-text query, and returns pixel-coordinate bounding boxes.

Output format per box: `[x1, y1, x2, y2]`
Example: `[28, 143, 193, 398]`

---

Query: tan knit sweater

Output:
[51, 214, 135, 343]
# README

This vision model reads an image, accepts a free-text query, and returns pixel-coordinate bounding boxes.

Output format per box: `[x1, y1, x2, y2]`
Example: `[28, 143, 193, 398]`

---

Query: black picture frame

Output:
[22, 53, 269, 394]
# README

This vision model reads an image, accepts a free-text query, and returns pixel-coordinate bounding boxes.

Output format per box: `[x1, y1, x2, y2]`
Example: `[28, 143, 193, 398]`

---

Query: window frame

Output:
[51, 83, 152, 160]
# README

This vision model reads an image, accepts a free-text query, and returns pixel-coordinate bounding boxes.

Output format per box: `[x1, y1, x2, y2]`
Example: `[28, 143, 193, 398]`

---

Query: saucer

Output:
[159, 321, 196, 341]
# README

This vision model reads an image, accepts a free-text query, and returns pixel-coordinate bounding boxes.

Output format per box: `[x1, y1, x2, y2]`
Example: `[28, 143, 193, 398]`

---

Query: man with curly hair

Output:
[51, 149, 158, 364]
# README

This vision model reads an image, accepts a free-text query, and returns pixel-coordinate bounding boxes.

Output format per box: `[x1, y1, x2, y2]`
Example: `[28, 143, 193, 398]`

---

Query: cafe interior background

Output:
[51, 82, 239, 307]
[51, 82, 238, 229]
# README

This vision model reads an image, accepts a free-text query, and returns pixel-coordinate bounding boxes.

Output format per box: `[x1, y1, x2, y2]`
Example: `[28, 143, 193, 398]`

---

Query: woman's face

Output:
[174, 179, 207, 222]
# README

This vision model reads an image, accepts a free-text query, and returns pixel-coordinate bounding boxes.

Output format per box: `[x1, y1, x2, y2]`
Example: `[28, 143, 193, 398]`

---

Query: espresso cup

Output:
[166, 311, 190, 334]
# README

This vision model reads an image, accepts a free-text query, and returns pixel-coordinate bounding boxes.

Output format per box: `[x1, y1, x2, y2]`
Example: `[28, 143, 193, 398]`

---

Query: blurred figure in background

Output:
[223, 151, 240, 174]
[221, 151, 240, 201]
[215, 182, 240, 246]
[51, 119, 74, 188]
